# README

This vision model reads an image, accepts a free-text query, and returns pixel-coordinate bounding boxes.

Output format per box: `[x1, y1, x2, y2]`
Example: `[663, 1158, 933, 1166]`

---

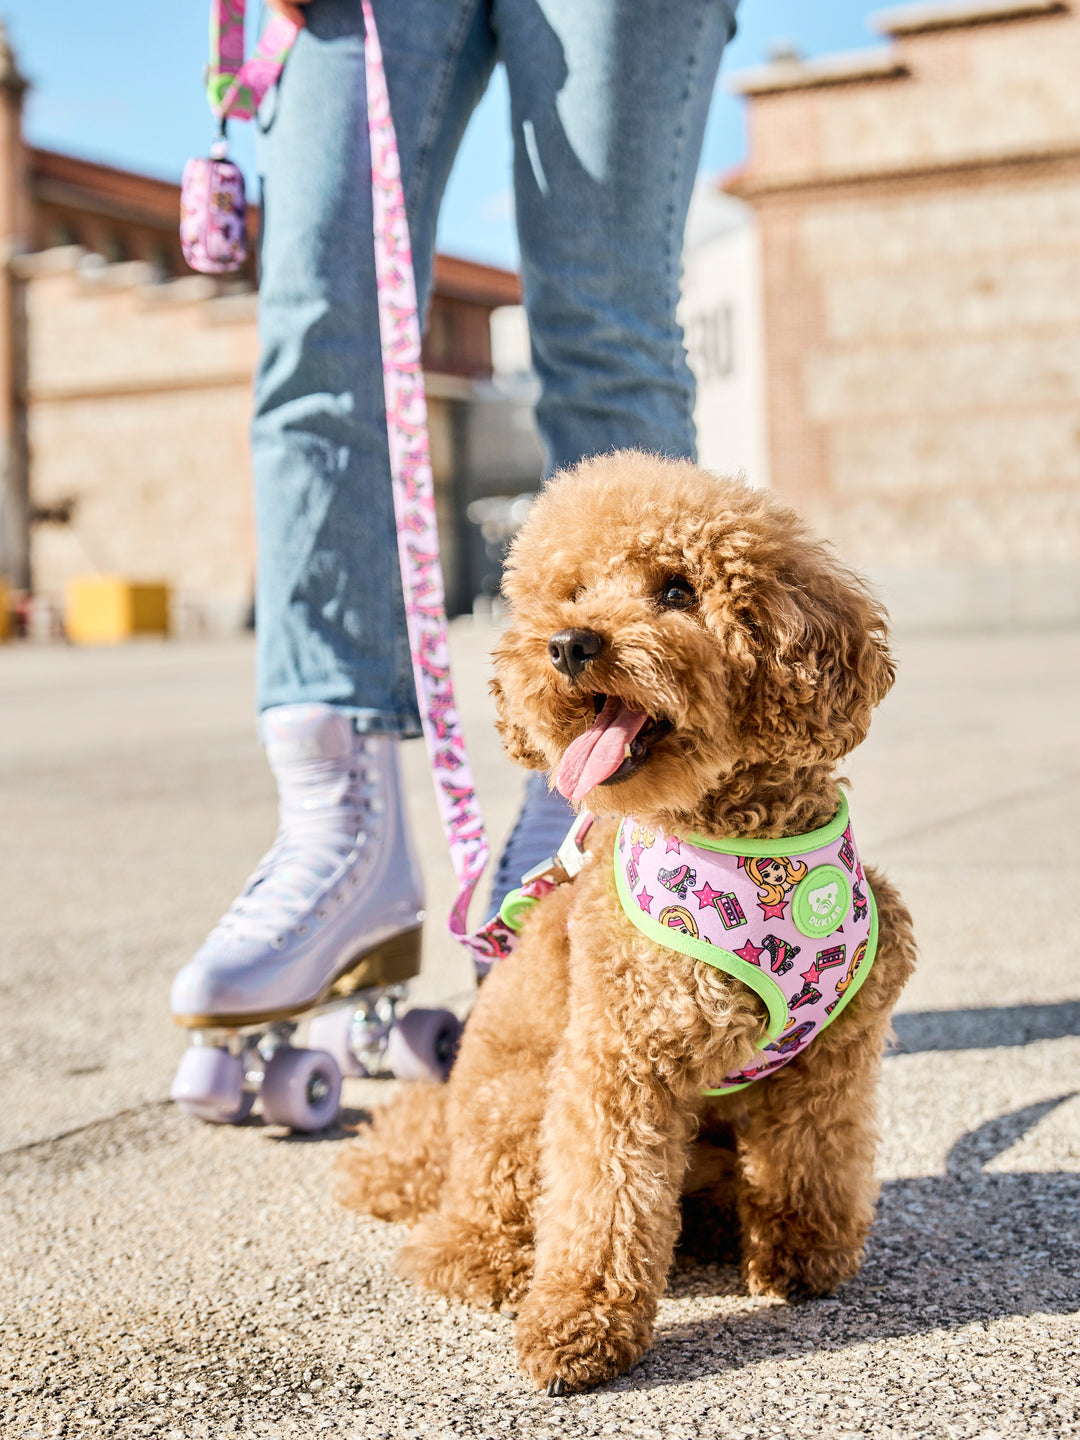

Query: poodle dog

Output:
[336, 450, 916, 1392]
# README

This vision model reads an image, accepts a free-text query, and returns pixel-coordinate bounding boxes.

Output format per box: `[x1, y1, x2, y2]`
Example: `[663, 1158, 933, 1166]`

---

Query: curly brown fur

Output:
[334, 1082, 449, 1224]
[336, 451, 916, 1391]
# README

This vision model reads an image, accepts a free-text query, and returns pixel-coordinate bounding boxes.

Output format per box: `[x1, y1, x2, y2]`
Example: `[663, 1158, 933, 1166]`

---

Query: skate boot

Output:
[170, 703, 461, 1130]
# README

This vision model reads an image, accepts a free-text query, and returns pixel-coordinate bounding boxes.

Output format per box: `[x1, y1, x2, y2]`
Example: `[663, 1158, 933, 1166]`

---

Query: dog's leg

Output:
[737, 873, 915, 1300]
[514, 1030, 695, 1393]
[397, 883, 575, 1309]
[735, 1033, 883, 1300]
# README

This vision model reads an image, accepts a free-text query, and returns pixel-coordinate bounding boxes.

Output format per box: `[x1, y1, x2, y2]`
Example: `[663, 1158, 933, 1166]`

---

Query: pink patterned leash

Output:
[360, 0, 503, 968]
[360, 3, 601, 972]
[194, 1, 588, 973]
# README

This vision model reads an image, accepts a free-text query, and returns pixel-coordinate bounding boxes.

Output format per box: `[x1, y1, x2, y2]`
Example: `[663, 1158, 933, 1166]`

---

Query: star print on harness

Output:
[615, 791, 877, 1092]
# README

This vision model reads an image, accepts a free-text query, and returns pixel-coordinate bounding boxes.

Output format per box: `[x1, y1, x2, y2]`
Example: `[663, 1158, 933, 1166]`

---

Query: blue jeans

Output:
[253, 0, 737, 725]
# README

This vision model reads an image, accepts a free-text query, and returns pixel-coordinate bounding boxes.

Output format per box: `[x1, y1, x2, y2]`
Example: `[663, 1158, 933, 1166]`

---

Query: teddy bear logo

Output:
[808, 880, 839, 917]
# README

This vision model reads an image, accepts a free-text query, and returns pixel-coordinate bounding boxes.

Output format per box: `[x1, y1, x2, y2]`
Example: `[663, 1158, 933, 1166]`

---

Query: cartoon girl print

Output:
[825, 938, 869, 1015]
[657, 905, 699, 939]
[630, 823, 656, 870]
[742, 855, 809, 920]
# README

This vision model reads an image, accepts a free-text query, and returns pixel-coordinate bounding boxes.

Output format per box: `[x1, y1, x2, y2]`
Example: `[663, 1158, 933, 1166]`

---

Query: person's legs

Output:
[174, 0, 499, 1023]
[497, 0, 738, 472]
[254, 0, 497, 726]
[488, 771, 581, 906]
[484, 0, 738, 909]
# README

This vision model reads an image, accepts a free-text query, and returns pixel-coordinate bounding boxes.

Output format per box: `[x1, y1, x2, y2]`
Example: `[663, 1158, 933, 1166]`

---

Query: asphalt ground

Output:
[1, 622, 1078, 1440]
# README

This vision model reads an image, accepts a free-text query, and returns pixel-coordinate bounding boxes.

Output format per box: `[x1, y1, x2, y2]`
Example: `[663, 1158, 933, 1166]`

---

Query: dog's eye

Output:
[658, 577, 695, 610]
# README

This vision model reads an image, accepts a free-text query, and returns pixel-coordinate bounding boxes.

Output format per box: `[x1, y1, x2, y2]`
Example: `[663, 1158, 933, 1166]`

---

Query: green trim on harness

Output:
[684, 791, 851, 858]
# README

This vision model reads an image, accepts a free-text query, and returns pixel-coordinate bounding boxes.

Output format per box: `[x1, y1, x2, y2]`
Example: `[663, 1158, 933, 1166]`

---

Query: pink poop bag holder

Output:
[180, 3, 298, 273]
[180, 145, 247, 273]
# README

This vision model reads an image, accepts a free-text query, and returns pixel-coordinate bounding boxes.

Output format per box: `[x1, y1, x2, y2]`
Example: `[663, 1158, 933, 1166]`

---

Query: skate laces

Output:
[214, 755, 381, 944]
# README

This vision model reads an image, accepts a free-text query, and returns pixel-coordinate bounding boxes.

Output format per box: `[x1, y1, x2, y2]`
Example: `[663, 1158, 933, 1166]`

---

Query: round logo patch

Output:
[792, 865, 850, 938]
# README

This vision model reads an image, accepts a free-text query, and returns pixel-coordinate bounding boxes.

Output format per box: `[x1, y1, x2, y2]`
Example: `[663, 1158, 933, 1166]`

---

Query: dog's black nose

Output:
[548, 628, 603, 680]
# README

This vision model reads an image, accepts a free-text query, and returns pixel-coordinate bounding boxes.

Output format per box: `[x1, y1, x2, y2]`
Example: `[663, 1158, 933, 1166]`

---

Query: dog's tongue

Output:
[556, 697, 649, 802]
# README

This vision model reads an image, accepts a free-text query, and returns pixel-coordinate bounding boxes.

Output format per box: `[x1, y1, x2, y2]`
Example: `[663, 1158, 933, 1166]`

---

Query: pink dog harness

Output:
[614, 793, 878, 1093]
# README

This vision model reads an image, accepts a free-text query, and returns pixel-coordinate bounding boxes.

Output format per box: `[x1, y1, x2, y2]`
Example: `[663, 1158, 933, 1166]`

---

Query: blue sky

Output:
[4, 2, 890, 268]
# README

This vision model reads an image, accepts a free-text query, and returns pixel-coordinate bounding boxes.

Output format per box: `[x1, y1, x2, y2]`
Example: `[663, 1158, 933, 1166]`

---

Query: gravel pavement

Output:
[1, 622, 1078, 1439]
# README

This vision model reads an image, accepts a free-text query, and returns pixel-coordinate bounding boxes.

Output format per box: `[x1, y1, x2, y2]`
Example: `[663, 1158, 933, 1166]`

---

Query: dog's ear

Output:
[489, 676, 549, 771]
[739, 548, 894, 765]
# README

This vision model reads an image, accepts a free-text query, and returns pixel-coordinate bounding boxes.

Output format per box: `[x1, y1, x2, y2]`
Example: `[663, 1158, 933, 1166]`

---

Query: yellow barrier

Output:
[0, 581, 10, 641]
[65, 577, 170, 645]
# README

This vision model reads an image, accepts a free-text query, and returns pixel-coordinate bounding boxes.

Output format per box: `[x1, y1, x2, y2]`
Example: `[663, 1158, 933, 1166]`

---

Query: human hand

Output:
[265, 0, 313, 27]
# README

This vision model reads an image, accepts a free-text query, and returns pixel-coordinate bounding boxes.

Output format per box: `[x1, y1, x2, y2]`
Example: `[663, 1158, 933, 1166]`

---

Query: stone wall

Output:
[22, 250, 260, 630]
[20, 248, 462, 631]
[729, 2, 1080, 625]
[680, 188, 770, 490]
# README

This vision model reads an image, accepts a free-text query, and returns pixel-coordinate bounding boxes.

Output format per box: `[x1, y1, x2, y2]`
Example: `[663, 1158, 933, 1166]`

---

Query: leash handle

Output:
[208, 1, 298, 122]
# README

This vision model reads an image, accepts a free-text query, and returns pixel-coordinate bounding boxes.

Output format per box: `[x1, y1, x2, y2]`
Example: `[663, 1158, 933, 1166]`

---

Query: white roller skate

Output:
[170, 703, 461, 1131]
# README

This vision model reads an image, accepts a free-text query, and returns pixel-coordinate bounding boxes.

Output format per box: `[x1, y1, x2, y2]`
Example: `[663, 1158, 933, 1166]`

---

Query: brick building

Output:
[0, 24, 536, 629]
[728, 0, 1080, 626]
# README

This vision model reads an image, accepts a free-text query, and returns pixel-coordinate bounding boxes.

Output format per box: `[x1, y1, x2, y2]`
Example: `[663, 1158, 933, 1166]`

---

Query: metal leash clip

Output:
[519, 810, 595, 887]
[494, 812, 596, 937]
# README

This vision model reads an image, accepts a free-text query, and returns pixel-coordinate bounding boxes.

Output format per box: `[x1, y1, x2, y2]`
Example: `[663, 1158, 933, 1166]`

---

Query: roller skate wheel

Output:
[260, 1047, 342, 1131]
[386, 1007, 462, 1083]
[171, 1046, 254, 1125]
[307, 1005, 370, 1078]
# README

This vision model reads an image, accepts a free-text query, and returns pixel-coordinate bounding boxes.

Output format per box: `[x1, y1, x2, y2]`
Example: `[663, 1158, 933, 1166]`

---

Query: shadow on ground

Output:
[892, 999, 1080, 1053]
[644, 1090, 1079, 1390]
[267, 1107, 375, 1143]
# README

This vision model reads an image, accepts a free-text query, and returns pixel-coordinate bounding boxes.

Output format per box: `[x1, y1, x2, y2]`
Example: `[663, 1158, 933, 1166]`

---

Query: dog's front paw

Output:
[743, 1236, 862, 1302]
[397, 1213, 533, 1309]
[515, 1278, 653, 1392]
